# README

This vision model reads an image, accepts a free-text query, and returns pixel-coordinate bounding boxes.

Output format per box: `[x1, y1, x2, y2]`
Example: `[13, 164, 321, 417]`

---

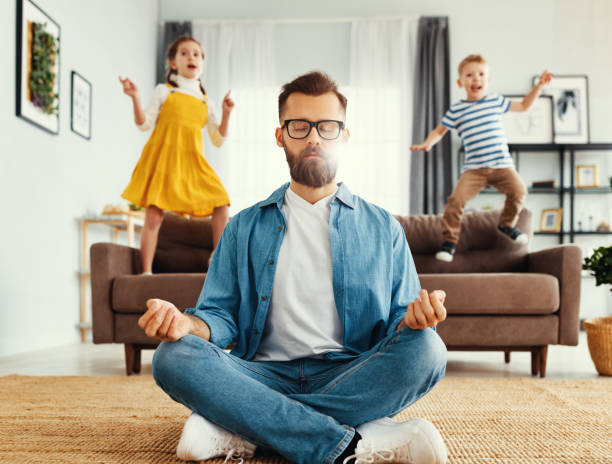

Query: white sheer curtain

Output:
[192, 18, 418, 215]
[343, 18, 418, 215]
[193, 22, 284, 213]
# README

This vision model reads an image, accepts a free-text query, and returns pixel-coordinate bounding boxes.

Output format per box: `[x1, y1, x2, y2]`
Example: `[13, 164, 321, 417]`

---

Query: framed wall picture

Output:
[576, 165, 598, 188]
[533, 75, 590, 144]
[502, 95, 554, 144]
[540, 208, 563, 233]
[71, 71, 92, 140]
[15, 0, 61, 134]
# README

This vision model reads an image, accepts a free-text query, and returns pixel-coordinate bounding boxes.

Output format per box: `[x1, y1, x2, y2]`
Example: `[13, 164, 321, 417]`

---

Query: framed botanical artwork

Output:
[533, 75, 589, 144]
[540, 208, 563, 233]
[71, 71, 92, 140]
[15, 0, 61, 134]
[576, 165, 598, 188]
[502, 95, 554, 144]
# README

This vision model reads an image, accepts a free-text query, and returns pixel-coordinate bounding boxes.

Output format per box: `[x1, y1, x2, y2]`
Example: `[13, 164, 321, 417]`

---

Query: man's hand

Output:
[536, 70, 554, 89]
[138, 299, 193, 342]
[398, 289, 447, 331]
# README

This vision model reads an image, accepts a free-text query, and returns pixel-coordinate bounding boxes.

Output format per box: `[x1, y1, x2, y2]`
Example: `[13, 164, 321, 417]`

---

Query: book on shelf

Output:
[531, 180, 557, 189]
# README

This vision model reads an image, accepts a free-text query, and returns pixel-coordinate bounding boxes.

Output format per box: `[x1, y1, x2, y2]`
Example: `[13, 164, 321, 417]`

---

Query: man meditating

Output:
[139, 71, 449, 464]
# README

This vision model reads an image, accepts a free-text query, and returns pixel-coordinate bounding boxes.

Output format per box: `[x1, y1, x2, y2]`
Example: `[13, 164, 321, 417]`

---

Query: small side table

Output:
[79, 211, 144, 342]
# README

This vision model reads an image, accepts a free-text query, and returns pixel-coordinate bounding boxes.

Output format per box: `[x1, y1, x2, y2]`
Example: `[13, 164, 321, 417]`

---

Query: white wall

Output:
[0, 0, 158, 357]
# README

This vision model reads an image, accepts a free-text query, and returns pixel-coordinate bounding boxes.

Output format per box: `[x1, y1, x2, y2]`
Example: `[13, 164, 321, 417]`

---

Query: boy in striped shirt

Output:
[411, 54, 553, 262]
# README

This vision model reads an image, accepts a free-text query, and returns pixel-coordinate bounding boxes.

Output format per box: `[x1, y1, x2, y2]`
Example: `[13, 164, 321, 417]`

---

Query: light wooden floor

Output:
[0, 332, 600, 378]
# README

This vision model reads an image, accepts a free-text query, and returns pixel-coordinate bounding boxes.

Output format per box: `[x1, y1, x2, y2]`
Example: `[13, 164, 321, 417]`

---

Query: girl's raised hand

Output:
[222, 90, 235, 114]
[119, 76, 139, 99]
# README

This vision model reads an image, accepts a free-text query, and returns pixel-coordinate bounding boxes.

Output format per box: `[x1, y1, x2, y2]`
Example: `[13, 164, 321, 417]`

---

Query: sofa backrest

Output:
[154, 212, 213, 273]
[394, 209, 532, 273]
[153, 209, 532, 274]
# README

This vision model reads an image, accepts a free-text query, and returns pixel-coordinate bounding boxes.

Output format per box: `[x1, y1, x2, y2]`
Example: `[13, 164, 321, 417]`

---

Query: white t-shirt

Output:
[138, 74, 224, 147]
[254, 187, 346, 361]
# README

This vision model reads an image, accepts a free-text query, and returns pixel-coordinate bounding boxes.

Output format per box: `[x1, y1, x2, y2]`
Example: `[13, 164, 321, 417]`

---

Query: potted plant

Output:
[583, 246, 612, 375]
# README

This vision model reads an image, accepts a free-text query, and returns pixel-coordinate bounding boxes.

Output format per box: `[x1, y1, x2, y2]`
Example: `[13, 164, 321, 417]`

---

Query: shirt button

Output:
[262, 296, 267, 301]
[268, 260, 274, 265]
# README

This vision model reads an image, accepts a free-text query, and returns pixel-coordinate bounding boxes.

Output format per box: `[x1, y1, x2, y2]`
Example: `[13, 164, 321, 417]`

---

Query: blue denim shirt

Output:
[185, 182, 422, 361]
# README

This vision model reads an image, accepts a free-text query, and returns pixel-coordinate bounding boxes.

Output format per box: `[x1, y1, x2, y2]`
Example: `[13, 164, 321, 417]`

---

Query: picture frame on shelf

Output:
[533, 75, 589, 144]
[502, 95, 554, 144]
[15, 0, 61, 135]
[70, 71, 92, 140]
[576, 165, 598, 188]
[540, 208, 563, 233]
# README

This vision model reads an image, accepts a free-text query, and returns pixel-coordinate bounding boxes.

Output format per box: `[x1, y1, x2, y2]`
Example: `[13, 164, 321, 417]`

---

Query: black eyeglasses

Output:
[282, 119, 345, 140]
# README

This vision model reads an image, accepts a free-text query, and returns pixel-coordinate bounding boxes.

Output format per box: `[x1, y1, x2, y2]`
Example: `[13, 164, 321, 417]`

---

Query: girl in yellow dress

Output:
[119, 36, 234, 274]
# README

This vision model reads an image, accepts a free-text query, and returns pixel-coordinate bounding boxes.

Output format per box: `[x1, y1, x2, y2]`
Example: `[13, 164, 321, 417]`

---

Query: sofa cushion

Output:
[436, 315, 560, 346]
[419, 273, 559, 315]
[112, 274, 205, 313]
[394, 209, 532, 273]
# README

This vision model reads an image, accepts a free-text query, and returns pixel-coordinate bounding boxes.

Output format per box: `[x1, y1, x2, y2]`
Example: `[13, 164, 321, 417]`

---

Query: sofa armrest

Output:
[90, 242, 140, 343]
[527, 244, 582, 345]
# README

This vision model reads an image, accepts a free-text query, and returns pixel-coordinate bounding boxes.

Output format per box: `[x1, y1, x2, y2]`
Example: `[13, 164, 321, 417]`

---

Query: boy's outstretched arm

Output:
[410, 124, 448, 152]
[510, 70, 554, 112]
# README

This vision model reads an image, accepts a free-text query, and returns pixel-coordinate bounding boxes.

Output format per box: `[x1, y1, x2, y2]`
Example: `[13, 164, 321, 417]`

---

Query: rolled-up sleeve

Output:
[387, 219, 422, 336]
[184, 220, 240, 348]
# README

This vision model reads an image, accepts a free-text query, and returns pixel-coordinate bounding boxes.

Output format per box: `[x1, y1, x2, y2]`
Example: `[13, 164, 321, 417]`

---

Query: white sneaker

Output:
[177, 412, 256, 463]
[515, 233, 529, 245]
[435, 242, 455, 263]
[434, 251, 453, 263]
[344, 417, 447, 464]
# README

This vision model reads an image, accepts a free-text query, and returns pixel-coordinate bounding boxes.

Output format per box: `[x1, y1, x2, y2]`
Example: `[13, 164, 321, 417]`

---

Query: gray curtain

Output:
[156, 21, 193, 84]
[410, 17, 451, 215]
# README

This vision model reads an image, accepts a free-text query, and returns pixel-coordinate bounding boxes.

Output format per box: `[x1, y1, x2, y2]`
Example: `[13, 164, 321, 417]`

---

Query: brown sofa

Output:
[91, 209, 581, 376]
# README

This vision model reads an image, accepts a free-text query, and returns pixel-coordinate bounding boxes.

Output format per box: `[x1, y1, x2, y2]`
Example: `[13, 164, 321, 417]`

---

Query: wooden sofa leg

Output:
[504, 351, 511, 364]
[531, 348, 540, 376]
[539, 345, 548, 378]
[124, 343, 141, 376]
[124, 344, 134, 376]
[133, 345, 142, 374]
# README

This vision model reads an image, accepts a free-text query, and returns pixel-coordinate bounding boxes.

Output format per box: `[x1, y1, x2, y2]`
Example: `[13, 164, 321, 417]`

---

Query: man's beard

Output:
[284, 144, 337, 188]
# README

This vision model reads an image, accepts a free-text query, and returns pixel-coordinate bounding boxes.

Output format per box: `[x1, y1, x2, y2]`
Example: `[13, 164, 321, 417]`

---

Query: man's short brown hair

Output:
[458, 54, 488, 75]
[278, 71, 347, 119]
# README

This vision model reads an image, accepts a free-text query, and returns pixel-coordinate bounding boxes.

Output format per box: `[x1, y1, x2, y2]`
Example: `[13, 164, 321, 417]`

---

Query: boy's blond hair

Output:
[458, 54, 488, 75]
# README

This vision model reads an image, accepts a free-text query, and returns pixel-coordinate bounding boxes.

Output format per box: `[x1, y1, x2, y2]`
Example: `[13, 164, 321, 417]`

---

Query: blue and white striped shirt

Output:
[441, 94, 513, 171]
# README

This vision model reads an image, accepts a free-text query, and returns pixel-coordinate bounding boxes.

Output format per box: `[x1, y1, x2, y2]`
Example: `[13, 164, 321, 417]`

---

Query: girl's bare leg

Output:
[140, 205, 164, 274]
[209, 205, 230, 265]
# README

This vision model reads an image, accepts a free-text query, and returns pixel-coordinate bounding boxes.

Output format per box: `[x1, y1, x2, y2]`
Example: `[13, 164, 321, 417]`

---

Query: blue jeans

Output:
[152, 327, 447, 464]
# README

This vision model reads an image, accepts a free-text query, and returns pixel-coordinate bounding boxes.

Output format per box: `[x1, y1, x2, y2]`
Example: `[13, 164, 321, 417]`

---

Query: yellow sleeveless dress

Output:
[121, 86, 230, 217]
